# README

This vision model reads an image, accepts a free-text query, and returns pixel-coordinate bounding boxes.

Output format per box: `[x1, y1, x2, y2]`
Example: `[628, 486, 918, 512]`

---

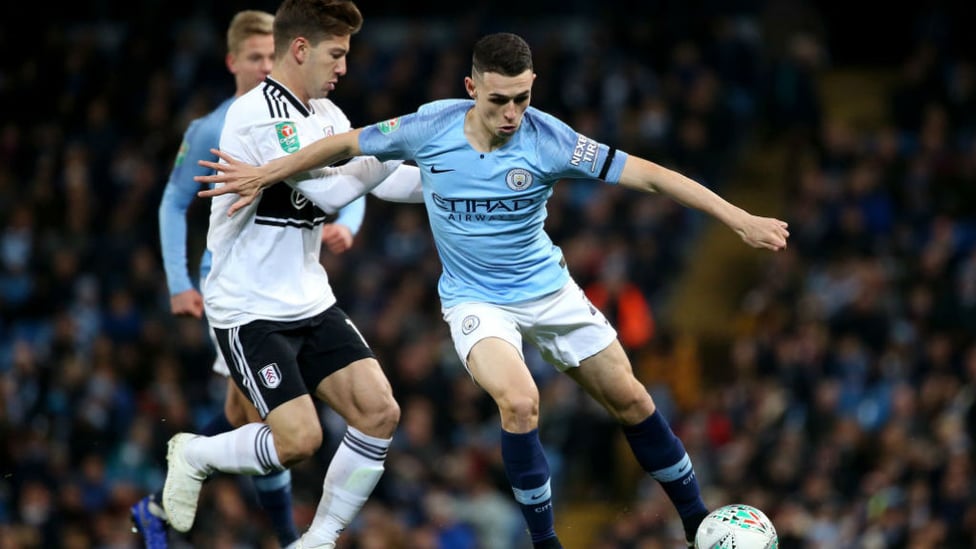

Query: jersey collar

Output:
[263, 77, 311, 118]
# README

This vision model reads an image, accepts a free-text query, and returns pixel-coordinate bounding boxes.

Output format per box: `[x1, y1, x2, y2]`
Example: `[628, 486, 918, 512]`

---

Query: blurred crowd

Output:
[592, 10, 976, 549]
[1, 1, 975, 549]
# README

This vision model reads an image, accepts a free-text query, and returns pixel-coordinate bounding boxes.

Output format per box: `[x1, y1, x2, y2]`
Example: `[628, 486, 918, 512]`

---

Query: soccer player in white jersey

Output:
[135, 11, 305, 549]
[196, 32, 790, 548]
[141, 9, 371, 549]
[158, 2, 419, 548]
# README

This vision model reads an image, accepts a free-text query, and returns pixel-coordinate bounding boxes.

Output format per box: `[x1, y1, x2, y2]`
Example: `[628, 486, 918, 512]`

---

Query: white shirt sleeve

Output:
[286, 156, 422, 212]
[368, 164, 423, 203]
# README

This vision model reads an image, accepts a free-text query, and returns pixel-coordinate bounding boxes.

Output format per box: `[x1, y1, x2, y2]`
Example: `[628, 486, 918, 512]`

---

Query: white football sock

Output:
[184, 423, 284, 475]
[302, 427, 390, 545]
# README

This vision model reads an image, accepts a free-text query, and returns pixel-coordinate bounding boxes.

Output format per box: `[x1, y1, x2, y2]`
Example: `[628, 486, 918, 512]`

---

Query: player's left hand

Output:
[734, 215, 790, 251]
[321, 223, 354, 254]
[194, 149, 269, 216]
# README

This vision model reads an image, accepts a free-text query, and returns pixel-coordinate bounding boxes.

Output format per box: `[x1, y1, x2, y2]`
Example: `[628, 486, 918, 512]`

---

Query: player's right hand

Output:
[195, 149, 267, 216]
[734, 215, 790, 251]
[171, 289, 204, 319]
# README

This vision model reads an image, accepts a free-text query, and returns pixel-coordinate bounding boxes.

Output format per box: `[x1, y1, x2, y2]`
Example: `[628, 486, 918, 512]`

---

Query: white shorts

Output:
[208, 328, 230, 377]
[442, 279, 617, 372]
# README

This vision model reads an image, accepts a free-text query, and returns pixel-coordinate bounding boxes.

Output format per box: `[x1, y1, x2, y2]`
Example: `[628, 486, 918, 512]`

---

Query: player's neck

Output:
[463, 109, 512, 152]
[269, 69, 311, 109]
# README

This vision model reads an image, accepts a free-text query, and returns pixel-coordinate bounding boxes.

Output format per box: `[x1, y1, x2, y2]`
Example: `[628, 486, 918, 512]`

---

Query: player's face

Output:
[467, 70, 535, 142]
[228, 34, 275, 93]
[306, 34, 351, 98]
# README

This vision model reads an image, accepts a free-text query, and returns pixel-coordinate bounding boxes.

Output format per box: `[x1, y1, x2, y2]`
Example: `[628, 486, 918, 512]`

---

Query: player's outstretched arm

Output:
[618, 155, 789, 251]
[194, 129, 364, 215]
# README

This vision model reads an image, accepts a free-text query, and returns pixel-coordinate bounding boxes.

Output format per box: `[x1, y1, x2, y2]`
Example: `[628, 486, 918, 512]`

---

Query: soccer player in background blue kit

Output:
[133, 9, 366, 549]
[196, 32, 790, 548]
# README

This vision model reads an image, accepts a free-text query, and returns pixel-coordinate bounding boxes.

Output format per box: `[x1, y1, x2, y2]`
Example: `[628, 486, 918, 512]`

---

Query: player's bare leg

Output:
[568, 339, 709, 545]
[468, 337, 562, 549]
[295, 358, 399, 548]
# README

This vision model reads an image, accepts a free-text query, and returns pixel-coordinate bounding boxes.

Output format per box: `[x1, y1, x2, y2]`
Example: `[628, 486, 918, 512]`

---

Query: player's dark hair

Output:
[472, 32, 533, 77]
[273, 0, 363, 54]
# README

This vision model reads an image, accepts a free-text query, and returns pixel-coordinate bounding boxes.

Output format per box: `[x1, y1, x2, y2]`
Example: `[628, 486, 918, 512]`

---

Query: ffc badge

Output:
[276, 122, 300, 153]
[258, 363, 282, 389]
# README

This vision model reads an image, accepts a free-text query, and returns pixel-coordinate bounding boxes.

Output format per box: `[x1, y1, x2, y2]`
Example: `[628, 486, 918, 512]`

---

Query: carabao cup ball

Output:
[695, 503, 778, 549]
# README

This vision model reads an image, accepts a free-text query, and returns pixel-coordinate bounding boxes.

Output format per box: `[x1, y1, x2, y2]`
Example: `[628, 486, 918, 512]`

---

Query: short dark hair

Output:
[273, 0, 363, 54]
[472, 32, 533, 77]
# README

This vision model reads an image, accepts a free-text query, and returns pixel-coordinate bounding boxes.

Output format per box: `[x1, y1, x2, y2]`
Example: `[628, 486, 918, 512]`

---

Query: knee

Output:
[606, 387, 655, 424]
[350, 395, 400, 439]
[496, 391, 540, 427]
[373, 396, 401, 436]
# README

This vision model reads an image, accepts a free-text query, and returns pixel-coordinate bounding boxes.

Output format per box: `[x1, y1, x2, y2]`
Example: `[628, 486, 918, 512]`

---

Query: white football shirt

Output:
[204, 77, 350, 328]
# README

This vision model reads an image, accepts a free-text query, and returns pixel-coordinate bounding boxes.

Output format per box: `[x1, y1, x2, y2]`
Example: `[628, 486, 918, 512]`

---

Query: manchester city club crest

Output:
[506, 168, 533, 191]
[461, 315, 480, 335]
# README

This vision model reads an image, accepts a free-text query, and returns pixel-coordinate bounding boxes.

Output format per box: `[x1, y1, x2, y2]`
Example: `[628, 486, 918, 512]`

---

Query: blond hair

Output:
[226, 10, 275, 55]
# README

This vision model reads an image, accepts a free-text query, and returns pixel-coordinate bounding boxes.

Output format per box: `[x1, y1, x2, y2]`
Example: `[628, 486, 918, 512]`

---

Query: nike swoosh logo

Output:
[531, 493, 546, 500]
[430, 166, 455, 173]
[677, 464, 689, 473]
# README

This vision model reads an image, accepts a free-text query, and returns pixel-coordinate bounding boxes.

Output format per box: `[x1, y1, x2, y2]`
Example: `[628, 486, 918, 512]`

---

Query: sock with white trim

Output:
[623, 411, 707, 530]
[501, 428, 559, 545]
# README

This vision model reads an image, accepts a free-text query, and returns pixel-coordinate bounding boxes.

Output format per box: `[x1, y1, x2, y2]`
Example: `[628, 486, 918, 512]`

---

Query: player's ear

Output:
[292, 37, 308, 63]
[464, 76, 476, 99]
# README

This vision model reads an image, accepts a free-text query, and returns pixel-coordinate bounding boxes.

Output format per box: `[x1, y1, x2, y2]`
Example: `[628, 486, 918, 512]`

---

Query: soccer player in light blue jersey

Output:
[137, 9, 365, 549]
[196, 32, 790, 548]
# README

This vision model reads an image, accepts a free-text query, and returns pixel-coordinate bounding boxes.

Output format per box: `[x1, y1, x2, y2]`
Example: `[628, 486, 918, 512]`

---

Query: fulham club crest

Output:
[259, 363, 282, 388]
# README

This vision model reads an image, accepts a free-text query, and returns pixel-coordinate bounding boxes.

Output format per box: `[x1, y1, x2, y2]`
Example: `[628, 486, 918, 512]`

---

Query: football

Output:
[694, 504, 778, 549]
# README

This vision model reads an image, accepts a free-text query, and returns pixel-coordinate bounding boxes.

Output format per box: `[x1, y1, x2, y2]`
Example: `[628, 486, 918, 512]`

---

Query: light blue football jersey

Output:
[158, 98, 233, 295]
[359, 99, 628, 307]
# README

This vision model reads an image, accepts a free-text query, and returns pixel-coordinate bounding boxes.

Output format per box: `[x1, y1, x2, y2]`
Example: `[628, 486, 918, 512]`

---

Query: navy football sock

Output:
[253, 469, 299, 546]
[501, 429, 559, 544]
[623, 411, 708, 529]
[533, 536, 564, 549]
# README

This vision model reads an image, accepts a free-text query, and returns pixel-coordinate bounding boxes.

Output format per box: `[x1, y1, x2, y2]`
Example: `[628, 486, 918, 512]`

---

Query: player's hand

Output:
[170, 289, 204, 319]
[321, 223, 355, 254]
[734, 215, 790, 251]
[194, 149, 267, 216]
